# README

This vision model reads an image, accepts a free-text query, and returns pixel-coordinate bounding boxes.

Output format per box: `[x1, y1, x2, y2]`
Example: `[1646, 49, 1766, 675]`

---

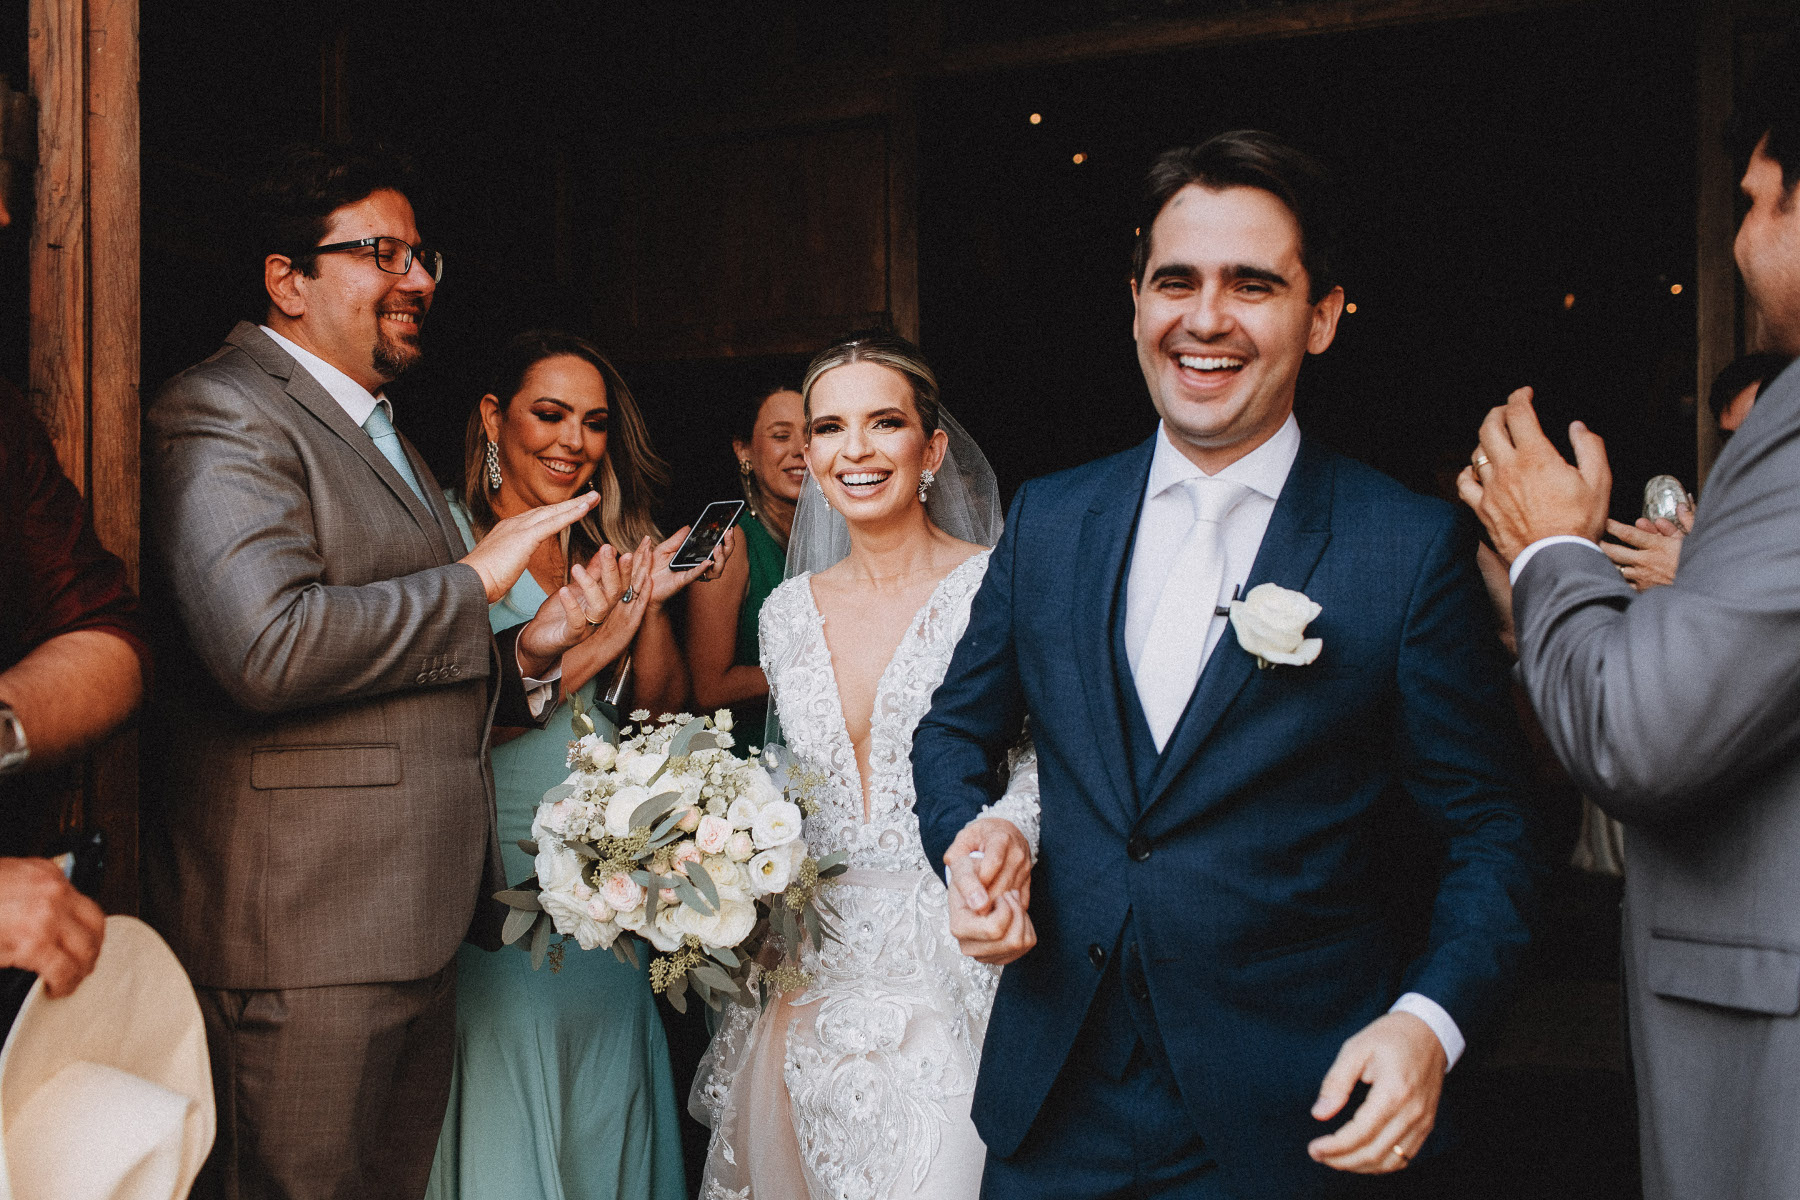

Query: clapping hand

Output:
[516, 540, 633, 677]
[1456, 386, 1612, 564]
[0, 857, 105, 998]
[1307, 1012, 1447, 1174]
[945, 818, 1036, 965]
[459, 492, 601, 604]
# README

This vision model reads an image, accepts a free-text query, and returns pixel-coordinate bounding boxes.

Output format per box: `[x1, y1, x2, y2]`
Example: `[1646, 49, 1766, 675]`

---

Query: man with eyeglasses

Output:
[142, 142, 624, 1200]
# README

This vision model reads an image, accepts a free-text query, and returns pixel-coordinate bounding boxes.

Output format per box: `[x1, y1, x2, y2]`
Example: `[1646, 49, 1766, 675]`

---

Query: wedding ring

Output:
[579, 607, 603, 627]
[1390, 1144, 1412, 1164]
[1472, 452, 1491, 470]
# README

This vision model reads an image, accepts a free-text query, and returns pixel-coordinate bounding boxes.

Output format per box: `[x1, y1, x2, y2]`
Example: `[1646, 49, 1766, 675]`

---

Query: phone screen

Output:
[669, 500, 745, 570]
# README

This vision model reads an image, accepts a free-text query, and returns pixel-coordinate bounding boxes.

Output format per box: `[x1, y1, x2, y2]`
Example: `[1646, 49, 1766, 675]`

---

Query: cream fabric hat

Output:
[0, 915, 214, 1200]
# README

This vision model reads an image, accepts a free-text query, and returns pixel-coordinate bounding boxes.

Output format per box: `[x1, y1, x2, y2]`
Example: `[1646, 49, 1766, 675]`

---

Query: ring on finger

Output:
[578, 606, 604, 627]
[1389, 1144, 1412, 1164]
[621, 587, 635, 604]
[1472, 452, 1491, 470]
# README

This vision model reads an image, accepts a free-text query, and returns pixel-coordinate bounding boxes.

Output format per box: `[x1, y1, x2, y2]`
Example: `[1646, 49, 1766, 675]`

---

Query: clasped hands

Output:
[460, 492, 733, 678]
[942, 818, 1447, 1176]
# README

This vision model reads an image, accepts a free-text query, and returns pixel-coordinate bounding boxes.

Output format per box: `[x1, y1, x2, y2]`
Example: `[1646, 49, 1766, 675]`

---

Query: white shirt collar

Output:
[1145, 412, 1301, 503]
[259, 325, 390, 428]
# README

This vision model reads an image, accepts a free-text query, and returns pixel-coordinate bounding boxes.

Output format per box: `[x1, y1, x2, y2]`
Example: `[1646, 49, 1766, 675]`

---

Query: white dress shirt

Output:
[1509, 534, 1605, 584]
[260, 325, 559, 713]
[1122, 415, 1465, 1070]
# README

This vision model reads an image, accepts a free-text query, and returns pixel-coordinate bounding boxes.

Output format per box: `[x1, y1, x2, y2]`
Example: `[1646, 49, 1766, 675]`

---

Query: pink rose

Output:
[600, 873, 645, 913]
[671, 842, 703, 875]
[696, 814, 733, 856]
[677, 806, 703, 833]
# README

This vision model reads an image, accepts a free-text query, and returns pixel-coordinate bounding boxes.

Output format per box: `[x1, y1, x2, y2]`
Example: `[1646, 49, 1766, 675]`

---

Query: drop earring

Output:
[814, 472, 833, 512]
[738, 458, 754, 477]
[485, 441, 502, 491]
[917, 467, 936, 502]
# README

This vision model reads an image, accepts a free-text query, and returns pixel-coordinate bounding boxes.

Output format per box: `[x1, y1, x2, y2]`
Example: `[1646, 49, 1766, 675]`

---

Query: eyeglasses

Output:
[306, 236, 444, 282]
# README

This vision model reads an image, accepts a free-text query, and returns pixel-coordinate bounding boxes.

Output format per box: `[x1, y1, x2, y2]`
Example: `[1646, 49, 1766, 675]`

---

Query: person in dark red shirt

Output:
[0, 379, 146, 995]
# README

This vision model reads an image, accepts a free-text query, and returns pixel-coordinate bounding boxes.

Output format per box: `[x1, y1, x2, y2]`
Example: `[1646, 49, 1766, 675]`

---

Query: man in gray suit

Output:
[1457, 37, 1800, 1199]
[144, 144, 633, 1199]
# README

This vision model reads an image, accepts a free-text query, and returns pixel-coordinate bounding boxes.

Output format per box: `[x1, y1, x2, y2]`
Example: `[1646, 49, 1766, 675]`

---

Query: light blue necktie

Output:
[362, 404, 427, 505]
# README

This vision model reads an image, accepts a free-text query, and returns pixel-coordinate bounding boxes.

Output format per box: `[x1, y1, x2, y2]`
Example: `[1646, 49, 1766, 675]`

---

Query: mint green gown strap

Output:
[428, 495, 685, 1200]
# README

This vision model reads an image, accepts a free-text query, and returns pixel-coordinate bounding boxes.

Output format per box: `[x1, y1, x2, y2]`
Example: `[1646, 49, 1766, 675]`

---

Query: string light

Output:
[1072, 152, 1087, 164]
[1670, 283, 1684, 295]
[1345, 302, 1358, 314]
[1563, 293, 1576, 310]
[1029, 112, 1042, 125]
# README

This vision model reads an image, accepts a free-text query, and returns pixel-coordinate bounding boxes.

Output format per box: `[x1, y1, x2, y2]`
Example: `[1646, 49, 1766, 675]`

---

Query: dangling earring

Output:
[738, 458, 754, 477]
[917, 467, 936, 503]
[485, 441, 502, 491]
[814, 472, 833, 512]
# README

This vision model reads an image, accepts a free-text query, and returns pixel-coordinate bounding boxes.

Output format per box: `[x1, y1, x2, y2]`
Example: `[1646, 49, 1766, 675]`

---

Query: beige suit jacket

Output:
[142, 322, 539, 990]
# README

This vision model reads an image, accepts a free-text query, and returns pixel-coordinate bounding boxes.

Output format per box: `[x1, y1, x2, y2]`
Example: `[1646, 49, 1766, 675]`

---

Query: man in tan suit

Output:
[143, 144, 630, 1199]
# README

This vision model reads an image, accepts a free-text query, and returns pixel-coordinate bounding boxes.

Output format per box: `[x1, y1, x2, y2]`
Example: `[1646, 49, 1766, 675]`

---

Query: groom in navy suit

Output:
[913, 131, 1538, 1198]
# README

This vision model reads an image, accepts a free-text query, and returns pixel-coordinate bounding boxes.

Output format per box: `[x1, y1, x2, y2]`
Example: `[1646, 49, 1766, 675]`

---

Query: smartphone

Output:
[669, 500, 744, 571]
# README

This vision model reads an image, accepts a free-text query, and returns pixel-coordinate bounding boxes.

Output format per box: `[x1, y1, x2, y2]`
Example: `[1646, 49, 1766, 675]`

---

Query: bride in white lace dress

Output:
[693, 334, 1038, 1200]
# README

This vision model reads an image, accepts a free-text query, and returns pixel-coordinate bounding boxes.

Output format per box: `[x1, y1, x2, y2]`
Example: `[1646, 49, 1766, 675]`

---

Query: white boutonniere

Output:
[1229, 583, 1323, 669]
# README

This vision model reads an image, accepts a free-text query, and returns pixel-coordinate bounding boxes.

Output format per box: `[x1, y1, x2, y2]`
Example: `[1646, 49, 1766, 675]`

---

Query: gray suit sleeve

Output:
[148, 368, 494, 716]
[1514, 429, 1800, 822]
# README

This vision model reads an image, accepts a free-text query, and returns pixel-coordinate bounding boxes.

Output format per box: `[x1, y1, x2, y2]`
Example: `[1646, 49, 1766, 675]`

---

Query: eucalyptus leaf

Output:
[629, 870, 661, 889]
[650, 809, 684, 840]
[673, 876, 714, 916]
[611, 942, 631, 966]
[631, 790, 683, 830]
[619, 938, 639, 969]
[569, 842, 600, 861]
[706, 943, 740, 969]
[530, 913, 551, 970]
[666, 975, 689, 1014]
[807, 905, 825, 951]
[502, 904, 538, 946]
[686, 860, 720, 911]
[517, 839, 540, 856]
[493, 889, 542, 911]
[815, 849, 850, 873]
[665, 719, 710, 759]
[691, 973, 715, 1009]
[692, 963, 736, 993]
[541, 783, 578, 805]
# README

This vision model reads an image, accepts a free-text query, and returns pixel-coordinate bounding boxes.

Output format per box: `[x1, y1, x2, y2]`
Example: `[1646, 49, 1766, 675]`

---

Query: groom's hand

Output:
[945, 818, 1035, 965]
[1456, 386, 1611, 564]
[1306, 1012, 1446, 1174]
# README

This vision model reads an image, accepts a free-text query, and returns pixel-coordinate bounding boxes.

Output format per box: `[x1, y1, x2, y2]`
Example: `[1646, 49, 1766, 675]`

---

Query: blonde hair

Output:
[800, 331, 942, 437]
[462, 330, 667, 559]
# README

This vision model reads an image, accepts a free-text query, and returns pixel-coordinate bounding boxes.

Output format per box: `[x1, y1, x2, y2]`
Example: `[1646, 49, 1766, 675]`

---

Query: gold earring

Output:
[739, 459, 754, 477]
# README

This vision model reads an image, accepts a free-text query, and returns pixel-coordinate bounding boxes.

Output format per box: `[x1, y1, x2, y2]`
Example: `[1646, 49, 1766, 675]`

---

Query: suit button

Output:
[1129, 971, 1151, 1002]
[1088, 943, 1107, 970]
[415, 672, 427, 684]
[1127, 835, 1152, 862]
[449, 665, 460, 678]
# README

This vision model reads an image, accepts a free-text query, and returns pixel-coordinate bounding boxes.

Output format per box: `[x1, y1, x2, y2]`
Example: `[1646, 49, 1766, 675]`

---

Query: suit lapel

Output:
[229, 323, 453, 563]
[1144, 438, 1335, 811]
[1073, 439, 1155, 831]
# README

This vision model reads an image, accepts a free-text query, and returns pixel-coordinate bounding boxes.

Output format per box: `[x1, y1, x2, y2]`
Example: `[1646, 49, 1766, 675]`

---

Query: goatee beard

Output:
[372, 330, 422, 381]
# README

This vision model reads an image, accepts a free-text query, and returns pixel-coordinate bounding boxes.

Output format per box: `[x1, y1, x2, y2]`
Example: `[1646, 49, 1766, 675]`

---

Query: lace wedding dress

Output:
[692, 549, 1039, 1200]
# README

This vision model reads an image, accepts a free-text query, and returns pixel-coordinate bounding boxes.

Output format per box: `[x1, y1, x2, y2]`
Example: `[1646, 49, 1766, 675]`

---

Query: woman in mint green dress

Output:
[684, 381, 805, 745]
[428, 331, 722, 1200]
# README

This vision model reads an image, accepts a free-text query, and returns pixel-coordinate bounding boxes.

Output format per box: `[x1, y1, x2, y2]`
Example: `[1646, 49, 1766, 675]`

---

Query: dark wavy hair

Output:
[245, 140, 420, 320]
[461, 330, 667, 560]
[1131, 130, 1341, 303]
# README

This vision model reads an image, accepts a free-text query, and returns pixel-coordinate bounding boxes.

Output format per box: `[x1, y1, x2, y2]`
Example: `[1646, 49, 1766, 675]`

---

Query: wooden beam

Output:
[1695, 0, 1736, 490]
[934, 0, 1595, 74]
[28, 0, 86, 490]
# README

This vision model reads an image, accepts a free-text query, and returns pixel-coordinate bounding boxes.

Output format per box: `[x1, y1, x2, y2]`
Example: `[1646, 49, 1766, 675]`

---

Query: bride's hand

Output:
[946, 818, 1036, 964]
[948, 886, 1035, 966]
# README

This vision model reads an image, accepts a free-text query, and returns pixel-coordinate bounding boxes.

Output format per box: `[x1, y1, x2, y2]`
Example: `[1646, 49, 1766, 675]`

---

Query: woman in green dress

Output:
[684, 381, 805, 744]
[428, 330, 718, 1200]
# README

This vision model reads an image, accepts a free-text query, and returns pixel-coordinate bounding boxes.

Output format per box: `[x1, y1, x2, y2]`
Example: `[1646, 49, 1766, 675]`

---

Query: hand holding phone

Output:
[669, 500, 744, 571]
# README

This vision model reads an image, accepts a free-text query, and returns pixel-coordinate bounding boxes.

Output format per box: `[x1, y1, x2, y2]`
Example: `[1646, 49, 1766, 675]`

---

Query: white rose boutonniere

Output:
[1229, 582, 1323, 668]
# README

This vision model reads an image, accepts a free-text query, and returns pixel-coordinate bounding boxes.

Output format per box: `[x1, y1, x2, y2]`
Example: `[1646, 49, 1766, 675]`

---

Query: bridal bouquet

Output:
[497, 702, 846, 1012]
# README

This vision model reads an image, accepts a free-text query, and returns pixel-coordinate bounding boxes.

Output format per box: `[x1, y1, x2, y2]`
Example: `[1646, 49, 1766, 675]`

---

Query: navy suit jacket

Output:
[914, 434, 1538, 1197]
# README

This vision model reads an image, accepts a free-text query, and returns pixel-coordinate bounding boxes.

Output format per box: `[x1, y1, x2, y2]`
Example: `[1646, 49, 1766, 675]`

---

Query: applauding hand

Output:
[516, 540, 631, 677]
[460, 492, 601, 604]
[945, 818, 1035, 965]
[1456, 386, 1612, 564]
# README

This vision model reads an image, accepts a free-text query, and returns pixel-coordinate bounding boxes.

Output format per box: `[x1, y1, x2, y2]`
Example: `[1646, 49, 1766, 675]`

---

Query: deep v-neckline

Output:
[802, 557, 978, 822]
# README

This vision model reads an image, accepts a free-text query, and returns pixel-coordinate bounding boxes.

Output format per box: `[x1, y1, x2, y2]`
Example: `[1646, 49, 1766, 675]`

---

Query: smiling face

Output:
[1735, 138, 1800, 357]
[804, 361, 947, 526]
[482, 354, 609, 515]
[735, 388, 807, 504]
[271, 187, 434, 391]
[1132, 183, 1342, 472]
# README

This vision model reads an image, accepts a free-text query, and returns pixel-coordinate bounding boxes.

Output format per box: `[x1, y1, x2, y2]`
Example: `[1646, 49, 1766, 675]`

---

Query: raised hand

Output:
[460, 492, 601, 604]
[0, 857, 105, 998]
[515, 540, 628, 677]
[1307, 1012, 1447, 1174]
[1456, 386, 1612, 564]
[945, 817, 1036, 965]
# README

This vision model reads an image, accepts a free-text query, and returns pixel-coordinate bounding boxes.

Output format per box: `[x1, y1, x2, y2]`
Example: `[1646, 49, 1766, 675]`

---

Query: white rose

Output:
[703, 855, 752, 901]
[677, 806, 703, 833]
[695, 814, 734, 856]
[725, 830, 755, 862]
[533, 798, 580, 840]
[647, 904, 686, 952]
[673, 896, 756, 949]
[572, 735, 616, 772]
[1229, 582, 1323, 667]
[714, 708, 734, 732]
[620, 752, 668, 786]
[605, 786, 650, 837]
[746, 768, 784, 809]
[540, 887, 610, 950]
[751, 801, 804, 850]
[748, 841, 803, 895]
[534, 842, 585, 892]
[613, 903, 648, 932]
[727, 795, 760, 830]
[600, 873, 646, 913]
